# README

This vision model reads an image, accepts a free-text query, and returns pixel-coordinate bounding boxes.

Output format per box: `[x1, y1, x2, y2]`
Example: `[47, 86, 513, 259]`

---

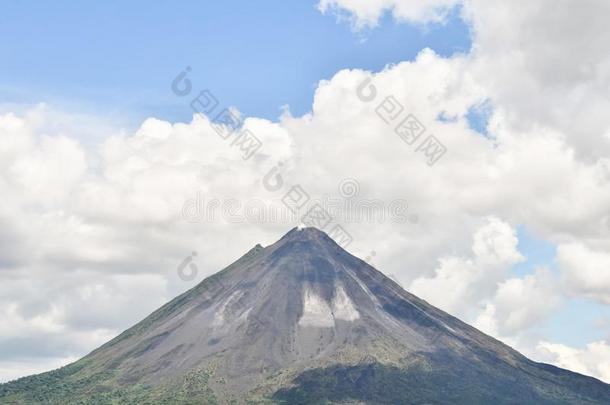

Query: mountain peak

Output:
[278, 226, 334, 244]
[3, 228, 609, 404]
[266, 226, 345, 264]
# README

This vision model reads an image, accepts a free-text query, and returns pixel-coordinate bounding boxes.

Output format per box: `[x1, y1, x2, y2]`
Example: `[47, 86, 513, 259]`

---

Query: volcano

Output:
[2, 227, 609, 404]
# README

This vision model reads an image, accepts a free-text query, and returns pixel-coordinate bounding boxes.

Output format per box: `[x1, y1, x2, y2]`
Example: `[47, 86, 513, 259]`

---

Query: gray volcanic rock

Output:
[1, 227, 610, 404]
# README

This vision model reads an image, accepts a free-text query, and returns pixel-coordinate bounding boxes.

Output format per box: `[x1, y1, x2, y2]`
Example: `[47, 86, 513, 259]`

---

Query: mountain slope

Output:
[1, 227, 609, 404]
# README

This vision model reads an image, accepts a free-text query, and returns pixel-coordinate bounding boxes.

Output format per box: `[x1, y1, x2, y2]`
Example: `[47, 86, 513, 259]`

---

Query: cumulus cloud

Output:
[558, 243, 610, 304]
[325, 0, 610, 160]
[408, 218, 566, 369]
[409, 217, 524, 318]
[318, 0, 461, 28]
[473, 267, 563, 337]
[464, 0, 610, 162]
[537, 341, 610, 384]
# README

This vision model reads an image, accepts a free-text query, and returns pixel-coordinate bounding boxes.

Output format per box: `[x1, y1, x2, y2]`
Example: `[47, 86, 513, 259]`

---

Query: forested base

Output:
[2, 358, 609, 405]
[271, 357, 610, 405]
[0, 363, 221, 405]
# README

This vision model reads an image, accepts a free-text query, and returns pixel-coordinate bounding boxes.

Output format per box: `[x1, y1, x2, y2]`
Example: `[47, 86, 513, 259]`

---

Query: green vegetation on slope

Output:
[0, 362, 220, 405]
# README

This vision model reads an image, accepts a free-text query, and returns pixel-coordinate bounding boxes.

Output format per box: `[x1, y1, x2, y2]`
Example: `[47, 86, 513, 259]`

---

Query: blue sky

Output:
[513, 227, 610, 346]
[0, 0, 470, 126]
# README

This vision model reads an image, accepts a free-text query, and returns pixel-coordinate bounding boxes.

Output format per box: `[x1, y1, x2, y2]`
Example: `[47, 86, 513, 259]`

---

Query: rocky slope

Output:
[1, 227, 609, 404]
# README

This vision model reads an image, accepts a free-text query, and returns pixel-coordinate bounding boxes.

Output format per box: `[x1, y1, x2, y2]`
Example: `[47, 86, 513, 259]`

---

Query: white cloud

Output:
[318, 0, 461, 28]
[320, 0, 610, 160]
[409, 217, 523, 317]
[536, 341, 610, 383]
[464, 0, 610, 162]
[558, 243, 610, 304]
[473, 267, 563, 337]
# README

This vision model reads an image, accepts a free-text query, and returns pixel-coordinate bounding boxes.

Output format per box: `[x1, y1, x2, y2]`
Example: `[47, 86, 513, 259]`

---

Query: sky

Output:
[1, 0, 610, 384]
[0, 0, 469, 124]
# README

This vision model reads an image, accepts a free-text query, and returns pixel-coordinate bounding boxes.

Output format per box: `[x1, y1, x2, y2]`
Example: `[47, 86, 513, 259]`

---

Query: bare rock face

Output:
[2, 227, 610, 404]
